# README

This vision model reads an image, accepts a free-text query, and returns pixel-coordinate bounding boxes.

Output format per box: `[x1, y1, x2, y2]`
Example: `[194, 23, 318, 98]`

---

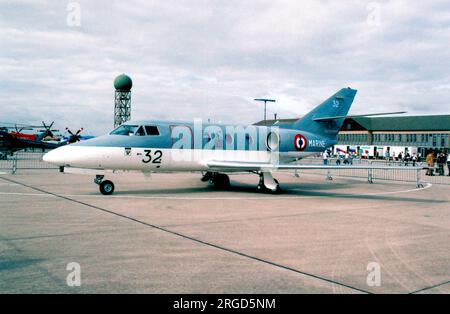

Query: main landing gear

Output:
[257, 171, 281, 193]
[95, 175, 115, 195]
[201, 171, 281, 193]
[202, 172, 231, 189]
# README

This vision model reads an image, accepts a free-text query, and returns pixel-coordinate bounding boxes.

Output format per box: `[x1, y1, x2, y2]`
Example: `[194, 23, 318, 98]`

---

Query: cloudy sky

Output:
[1, 0, 450, 135]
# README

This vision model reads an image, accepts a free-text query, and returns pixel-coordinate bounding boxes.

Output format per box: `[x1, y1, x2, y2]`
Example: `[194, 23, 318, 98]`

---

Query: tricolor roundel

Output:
[294, 134, 308, 151]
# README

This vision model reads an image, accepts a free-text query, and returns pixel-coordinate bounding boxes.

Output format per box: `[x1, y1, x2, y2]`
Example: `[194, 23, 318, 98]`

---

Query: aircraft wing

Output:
[207, 160, 424, 171]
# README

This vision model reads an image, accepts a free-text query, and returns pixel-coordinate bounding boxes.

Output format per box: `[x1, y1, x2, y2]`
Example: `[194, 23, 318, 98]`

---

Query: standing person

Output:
[437, 152, 445, 176]
[412, 153, 417, 167]
[344, 153, 349, 165]
[323, 150, 329, 165]
[336, 154, 341, 165]
[447, 153, 450, 176]
[426, 152, 435, 176]
[405, 152, 410, 166]
[349, 152, 354, 165]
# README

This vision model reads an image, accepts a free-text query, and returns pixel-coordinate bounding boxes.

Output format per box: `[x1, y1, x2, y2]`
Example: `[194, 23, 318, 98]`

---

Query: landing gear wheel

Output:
[212, 173, 230, 189]
[99, 180, 115, 195]
[201, 171, 213, 182]
[268, 179, 281, 194]
[258, 179, 281, 194]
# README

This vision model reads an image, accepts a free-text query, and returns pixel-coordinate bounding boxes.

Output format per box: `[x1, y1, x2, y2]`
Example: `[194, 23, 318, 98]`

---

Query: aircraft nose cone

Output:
[43, 148, 65, 165]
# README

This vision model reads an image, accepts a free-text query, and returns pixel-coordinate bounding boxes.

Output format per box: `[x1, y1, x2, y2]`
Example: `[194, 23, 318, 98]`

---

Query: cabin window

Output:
[145, 126, 160, 136]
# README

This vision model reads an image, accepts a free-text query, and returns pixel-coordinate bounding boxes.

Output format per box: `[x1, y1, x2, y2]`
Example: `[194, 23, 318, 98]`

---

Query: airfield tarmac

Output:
[0, 170, 449, 294]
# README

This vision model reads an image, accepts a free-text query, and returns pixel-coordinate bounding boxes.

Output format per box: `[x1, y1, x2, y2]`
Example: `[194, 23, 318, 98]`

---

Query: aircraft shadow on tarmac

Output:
[111, 179, 349, 196]
[109, 180, 444, 204]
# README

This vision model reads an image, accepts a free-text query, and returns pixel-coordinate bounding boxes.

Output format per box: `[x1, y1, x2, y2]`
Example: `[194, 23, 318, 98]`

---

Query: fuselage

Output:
[43, 120, 335, 172]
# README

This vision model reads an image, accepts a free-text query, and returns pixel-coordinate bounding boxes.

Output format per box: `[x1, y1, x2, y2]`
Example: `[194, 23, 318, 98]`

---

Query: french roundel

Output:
[294, 134, 308, 151]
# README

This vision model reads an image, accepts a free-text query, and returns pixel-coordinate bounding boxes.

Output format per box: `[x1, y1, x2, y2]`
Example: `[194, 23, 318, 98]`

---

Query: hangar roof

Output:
[255, 115, 450, 131]
[348, 115, 450, 131]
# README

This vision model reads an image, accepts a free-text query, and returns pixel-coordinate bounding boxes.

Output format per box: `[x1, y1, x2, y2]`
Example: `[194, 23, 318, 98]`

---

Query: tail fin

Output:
[292, 87, 357, 138]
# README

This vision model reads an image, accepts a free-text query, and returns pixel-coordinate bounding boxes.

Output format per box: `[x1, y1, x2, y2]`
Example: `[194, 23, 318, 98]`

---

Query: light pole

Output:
[254, 98, 276, 125]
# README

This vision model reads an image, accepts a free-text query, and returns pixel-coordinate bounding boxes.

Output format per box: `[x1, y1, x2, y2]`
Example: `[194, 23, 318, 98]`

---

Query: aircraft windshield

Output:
[110, 125, 160, 136]
[110, 125, 139, 136]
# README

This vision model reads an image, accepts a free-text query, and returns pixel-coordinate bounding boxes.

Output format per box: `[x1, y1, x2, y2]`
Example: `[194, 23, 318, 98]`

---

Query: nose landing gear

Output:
[95, 175, 115, 195]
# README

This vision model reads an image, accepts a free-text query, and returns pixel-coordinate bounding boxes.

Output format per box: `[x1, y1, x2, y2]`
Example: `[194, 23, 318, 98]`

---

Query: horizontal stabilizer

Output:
[313, 111, 406, 122]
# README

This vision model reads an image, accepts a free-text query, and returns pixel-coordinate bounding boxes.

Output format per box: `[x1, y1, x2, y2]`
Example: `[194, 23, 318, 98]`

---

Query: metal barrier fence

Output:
[0, 152, 59, 173]
[296, 157, 450, 186]
[1, 152, 449, 186]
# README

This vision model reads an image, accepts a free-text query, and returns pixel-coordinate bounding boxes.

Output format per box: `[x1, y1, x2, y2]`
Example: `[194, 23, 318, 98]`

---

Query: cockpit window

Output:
[110, 125, 160, 136]
[135, 126, 146, 136]
[110, 125, 139, 136]
[145, 126, 160, 136]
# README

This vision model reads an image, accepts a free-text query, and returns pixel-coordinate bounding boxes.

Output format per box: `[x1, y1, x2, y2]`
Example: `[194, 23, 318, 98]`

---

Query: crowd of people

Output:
[425, 151, 450, 176]
[391, 152, 419, 166]
[322, 150, 356, 166]
[321, 149, 450, 176]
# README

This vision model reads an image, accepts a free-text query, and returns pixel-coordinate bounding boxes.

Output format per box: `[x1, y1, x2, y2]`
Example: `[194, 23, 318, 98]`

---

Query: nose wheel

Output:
[99, 180, 115, 195]
[95, 175, 115, 195]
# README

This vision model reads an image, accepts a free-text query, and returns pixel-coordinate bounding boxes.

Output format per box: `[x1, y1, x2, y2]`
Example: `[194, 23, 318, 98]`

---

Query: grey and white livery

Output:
[44, 88, 414, 195]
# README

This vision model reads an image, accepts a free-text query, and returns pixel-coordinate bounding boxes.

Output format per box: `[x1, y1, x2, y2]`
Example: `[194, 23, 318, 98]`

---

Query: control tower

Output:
[113, 74, 132, 128]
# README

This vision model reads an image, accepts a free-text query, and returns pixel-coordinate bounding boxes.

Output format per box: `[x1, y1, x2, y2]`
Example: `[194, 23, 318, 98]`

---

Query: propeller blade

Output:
[66, 128, 74, 136]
